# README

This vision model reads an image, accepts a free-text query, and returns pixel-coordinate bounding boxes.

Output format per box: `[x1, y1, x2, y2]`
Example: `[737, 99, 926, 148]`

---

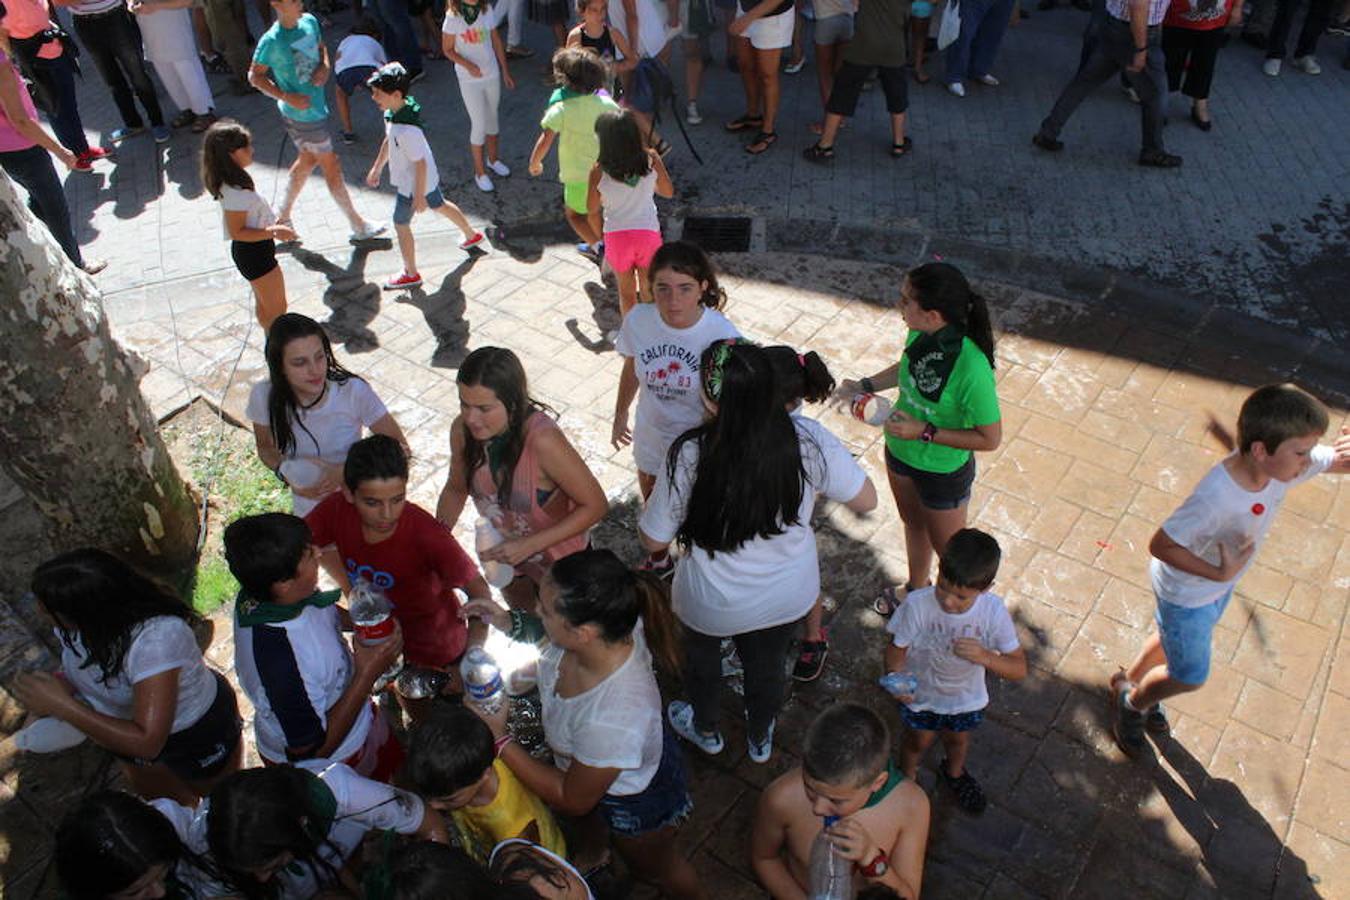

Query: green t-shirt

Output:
[540, 90, 620, 184]
[253, 13, 329, 123]
[885, 330, 1000, 474]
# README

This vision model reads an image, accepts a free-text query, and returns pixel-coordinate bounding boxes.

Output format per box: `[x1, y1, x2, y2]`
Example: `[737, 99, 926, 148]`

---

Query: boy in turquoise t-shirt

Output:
[250, 0, 385, 242]
[526, 47, 618, 261]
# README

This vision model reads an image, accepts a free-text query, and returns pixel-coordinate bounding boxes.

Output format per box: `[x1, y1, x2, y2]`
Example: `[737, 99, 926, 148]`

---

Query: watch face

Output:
[874, 860, 888, 876]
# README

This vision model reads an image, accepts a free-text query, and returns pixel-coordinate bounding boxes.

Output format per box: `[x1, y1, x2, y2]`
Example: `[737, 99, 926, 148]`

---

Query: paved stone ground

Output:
[1, 6, 1349, 898]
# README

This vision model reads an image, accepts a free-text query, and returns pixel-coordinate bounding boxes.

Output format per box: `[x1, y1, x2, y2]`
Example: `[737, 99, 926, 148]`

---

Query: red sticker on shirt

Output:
[1251, 503, 1265, 516]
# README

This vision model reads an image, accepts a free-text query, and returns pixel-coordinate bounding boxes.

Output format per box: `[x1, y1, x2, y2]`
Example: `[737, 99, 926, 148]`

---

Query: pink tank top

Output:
[469, 412, 590, 580]
[0, 52, 40, 153]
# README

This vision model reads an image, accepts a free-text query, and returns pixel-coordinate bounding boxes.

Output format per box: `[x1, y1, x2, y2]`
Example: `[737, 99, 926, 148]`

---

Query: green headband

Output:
[705, 338, 758, 402]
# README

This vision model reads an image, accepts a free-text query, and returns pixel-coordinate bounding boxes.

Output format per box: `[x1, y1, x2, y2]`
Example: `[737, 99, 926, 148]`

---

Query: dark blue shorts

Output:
[393, 187, 445, 225]
[598, 727, 693, 837]
[885, 451, 976, 511]
[899, 704, 984, 733]
[337, 65, 377, 95]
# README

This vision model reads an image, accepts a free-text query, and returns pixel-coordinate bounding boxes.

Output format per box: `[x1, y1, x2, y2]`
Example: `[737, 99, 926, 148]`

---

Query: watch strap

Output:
[859, 848, 890, 878]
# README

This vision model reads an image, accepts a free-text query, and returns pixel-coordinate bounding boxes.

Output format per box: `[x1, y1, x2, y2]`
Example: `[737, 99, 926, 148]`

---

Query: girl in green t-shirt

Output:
[838, 263, 1002, 616]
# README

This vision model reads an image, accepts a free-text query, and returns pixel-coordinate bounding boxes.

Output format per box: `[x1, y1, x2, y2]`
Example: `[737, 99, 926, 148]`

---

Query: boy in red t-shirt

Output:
[307, 434, 490, 712]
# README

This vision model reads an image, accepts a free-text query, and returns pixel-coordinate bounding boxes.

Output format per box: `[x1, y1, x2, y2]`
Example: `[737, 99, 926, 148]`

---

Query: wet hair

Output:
[56, 791, 198, 900]
[551, 45, 607, 94]
[33, 549, 193, 683]
[389, 842, 501, 900]
[366, 61, 413, 97]
[937, 528, 1002, 591]
[668, 341, 807, 557]
[595, 109, 650, 183]
[455, 347, 555, 509]
[207, 767, 346, 899]
[1234, 383, 1329, 455]
[344, 433, 409, 491]
[223, 513, 312, 602]
[406, 705, 496, 799]
[200, 119, 254, 198]
[263, 313, 358, 458]
[350, 15, 382, 38]
[905, 262, 996, 368]
[648, 241, 726, 310]
[763, 345, 835, 409]
[802, 703, 891, 788]
[489, 842, 575, 896]
[548, 548, 682, 673]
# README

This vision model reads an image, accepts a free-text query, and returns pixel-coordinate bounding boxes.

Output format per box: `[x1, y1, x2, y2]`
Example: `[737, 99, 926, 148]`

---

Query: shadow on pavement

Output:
[290, 242, 388, 353]
[394, 254, 478, 369]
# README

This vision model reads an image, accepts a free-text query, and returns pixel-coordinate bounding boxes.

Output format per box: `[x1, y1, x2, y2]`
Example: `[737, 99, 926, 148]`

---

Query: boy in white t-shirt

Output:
[1111, 384, 1350, 756]
[364, 63, 486, 291]
[333, 18, 387, 142]
[882, 528, 1026, 813]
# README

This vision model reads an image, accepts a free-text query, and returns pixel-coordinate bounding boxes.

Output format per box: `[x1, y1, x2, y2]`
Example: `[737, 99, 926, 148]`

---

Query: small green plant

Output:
[192, 555, 238, 614]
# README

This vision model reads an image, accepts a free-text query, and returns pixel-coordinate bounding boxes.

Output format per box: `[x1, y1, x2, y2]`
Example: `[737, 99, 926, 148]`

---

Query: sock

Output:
[1122, 690, 1144, 713]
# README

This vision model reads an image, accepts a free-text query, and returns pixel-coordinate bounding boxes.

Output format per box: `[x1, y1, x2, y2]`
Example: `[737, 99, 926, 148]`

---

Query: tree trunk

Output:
[0, 173, 200, 589]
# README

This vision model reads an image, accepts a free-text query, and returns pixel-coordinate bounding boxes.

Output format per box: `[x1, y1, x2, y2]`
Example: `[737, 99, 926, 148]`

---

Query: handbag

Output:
[937, 0, 962, 50]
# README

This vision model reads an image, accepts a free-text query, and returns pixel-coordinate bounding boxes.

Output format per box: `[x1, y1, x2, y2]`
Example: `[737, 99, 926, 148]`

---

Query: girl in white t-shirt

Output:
[639, 340, 877, 765]
[464, 549, 707, 900]
[586, 109, 674, 317]
[442, 0, 516, 193]
[247, 313, 408, 516]
[12, 550, 243, 804]
[201, 120, 296, 328]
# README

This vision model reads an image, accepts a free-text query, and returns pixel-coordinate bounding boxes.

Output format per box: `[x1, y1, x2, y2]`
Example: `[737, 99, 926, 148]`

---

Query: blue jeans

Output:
[944, 0, 1017, 83]
[368, 0, 422, 73]
[0, 145, 83, 266]
[30, 54, 89, 155]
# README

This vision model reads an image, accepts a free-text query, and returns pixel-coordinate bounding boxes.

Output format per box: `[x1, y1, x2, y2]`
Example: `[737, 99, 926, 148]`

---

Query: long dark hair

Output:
[648, 241, 726, 310]
[668, 341, 806, 556]
[549, 548, 682, 673]
[906, 263, 996, 368]
[390, 842, 508, 900]
[456, 347, 554, 508]
[764, 345, 835, 408]
[34, 549, 193, 682]
[595, 109, 650, 182]
[490, 842, 579, 897]
[264, 313, 358, 457]
[201, 119, 254, 199]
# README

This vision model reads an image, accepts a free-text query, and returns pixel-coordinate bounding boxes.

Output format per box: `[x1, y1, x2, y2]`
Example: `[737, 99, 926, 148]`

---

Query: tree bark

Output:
[0, 173, 200, 588]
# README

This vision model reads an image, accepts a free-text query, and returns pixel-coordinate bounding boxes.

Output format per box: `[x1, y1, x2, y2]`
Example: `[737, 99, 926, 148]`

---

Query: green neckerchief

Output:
[904, 324, 965, 403]
[460, 1, 482, 24]
[236, 588, 342, 627]
[863, 760, 905, 809]
[385, 95, 422, 127]
[507, 609, 548, 647]
[485, 433, 507, 483]
[281, 770, 339, 879]
[547, 86, 584, 105]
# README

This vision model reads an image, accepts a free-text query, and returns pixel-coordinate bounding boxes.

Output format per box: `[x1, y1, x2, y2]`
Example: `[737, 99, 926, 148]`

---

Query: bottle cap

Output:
[823, 815, 839, 827]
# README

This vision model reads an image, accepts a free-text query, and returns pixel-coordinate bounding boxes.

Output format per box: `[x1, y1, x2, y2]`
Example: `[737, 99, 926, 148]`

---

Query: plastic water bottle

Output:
[461, 646, 505, 716]
[349, 580, 403, 691]
[474, 517, 516, 589]
[879, 671, 920, 699]
[850, 392, 893, 426]
[808, 816, 853, 900]
[14, 716, 87, 752]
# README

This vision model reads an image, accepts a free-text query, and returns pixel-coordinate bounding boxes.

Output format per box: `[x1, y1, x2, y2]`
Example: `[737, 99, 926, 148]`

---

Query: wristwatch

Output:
[859, 849, 890, 879]
[919, 422, 938, 443]
[859, 376, 876, 394]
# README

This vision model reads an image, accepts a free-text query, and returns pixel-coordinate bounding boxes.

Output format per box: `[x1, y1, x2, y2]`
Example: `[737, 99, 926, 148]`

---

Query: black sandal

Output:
[939, 762, 987, 813]
[745, 131, 778, 154]
[891, 136, 914, 157]
[725, 113, 763, 132]
[802, 142, 834, 162]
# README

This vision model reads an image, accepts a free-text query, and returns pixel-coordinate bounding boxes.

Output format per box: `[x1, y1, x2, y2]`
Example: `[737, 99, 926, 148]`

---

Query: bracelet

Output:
[859, 376, 875, 394]
[493, 734, 514, 757]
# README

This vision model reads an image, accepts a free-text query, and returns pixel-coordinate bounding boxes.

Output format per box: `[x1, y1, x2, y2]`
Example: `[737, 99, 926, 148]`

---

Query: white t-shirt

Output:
[608, 0, 673, 57]
[385, 121, 437, 197]
[245, 376, 389, 516]
[443, 4, 501, 83]
[614, 304, 740, 475]
[219, 184, 277, 240]
[641, 416, 867, 637]
[59, 616, 218, 733]
[598, 169, 660, 234]
[148, 799, 235, 899]
[334, 33, 386, 72]
[154, 760, 424, 900]
[537, 625, 663, 796]
[1150, 445, 1334, 609]
[885, 587, 1020, 715]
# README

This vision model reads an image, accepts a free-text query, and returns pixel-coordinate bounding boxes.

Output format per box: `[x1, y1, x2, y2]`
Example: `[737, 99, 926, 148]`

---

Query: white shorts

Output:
[739, 4, 794, 50]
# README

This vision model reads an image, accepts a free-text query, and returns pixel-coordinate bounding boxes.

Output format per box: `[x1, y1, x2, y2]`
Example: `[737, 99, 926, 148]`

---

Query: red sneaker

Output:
[459, 231, 485, 250]
[82, 146, 112, 162]
[382, 271, 422, 290]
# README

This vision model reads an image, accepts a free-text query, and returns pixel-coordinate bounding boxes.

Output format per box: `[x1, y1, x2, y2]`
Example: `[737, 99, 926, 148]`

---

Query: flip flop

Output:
[725, 114, 764, 132]
[745, 131, 778, 154]
[891, 136, 914, 157]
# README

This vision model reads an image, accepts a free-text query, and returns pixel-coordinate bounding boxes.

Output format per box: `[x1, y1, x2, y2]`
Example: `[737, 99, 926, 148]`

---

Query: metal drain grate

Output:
[681, 217, 753, 253]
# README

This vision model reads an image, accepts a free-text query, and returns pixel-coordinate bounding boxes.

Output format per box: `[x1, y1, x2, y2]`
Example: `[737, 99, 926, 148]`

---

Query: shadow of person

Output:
[395, 255, 478, 368]
[288, 242, 388, 353]
[162, 139, 205, 201]
[561, 280, 620, 354]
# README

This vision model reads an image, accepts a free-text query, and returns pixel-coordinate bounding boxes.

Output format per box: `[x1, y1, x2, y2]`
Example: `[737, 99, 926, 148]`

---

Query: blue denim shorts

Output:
[598, 727, 693, 837]
[899, 704, 985, 733]
[1155, 589, 1233, 685]
[393, 187, 445, 225]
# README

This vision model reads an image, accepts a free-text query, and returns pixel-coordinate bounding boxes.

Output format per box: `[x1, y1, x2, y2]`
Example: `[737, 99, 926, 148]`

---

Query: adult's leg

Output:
[250, 264, 287, 328]
[1161, 25, 1187, 92]
[921, 504, 969, 559]
[278, 148, 319, 222]
[684, 37, 705, 105]
[970, 0, 1016, 77]
[682, 624, 725, 736]
[73, 15, 143, 128]
[877, 63, 909, 142]
[944, 0, 987, 83]
[316, 150, 368, 229]
[371, 0, 423, 70]
[506, 0, 527, 48]
[753, 45, 783, 133]
[814, 39, 837, 108]
[204, 0, 253, 79]
[886, 468, 936, 589]
[0, 146, 83, 266]
[34, 57, 90, 155]
[1038, 27, 1125, 139]
[154, 59, 193, 113]
[172, 56, 216, 115]
[909, 15, 930, 79]
[733, 620, 796, 743]
[1293, 0, 1334, 57]
[108, 8, 166, 126]
[1183, 28, 1221, 101]
[1121, 31, 1167, 152]
[735, 35, 761, 116]
[613, 828, 708, 900]
[1265, 0, 1298, 58]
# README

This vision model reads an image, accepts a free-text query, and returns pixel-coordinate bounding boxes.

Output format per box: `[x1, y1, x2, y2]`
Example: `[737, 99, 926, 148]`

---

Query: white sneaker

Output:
[474, 173, 494, 192]
[1291, 55, 1322, 74]
[349, 220, 388, 242]
[686, 100, 703, 125]
[976, 73, 1000, 86]
[946, 81, 966, 97]
[487, 158, 511, 177]
[1263, 58, 1282, 76]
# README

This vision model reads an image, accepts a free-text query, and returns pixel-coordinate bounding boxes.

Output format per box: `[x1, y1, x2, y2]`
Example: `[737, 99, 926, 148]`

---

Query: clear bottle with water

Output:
[349, 580, 403, 692]
[461, 646, 505, 716]
[474, 515, 517, 590]
[808, 815, 854, 900]
[14, 716, 87, 752]
[879, 671, 920, 699]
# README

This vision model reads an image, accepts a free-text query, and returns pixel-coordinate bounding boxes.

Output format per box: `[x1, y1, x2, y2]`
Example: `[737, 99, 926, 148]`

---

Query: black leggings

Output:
[683, 620, 797, 743]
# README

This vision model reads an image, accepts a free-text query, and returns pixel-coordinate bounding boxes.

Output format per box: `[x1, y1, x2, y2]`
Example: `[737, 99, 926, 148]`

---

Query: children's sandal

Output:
[745, 131, 778, 154]
[891, 136, 914, 157]
[802, 142, 835, 162]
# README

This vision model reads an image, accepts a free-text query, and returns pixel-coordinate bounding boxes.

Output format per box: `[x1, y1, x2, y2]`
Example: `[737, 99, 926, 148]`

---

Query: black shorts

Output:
[231, 238, 278, 281]
[826, 61, 909, 117]
[133, 671, 242, 781]
[885, 451, 975, 510]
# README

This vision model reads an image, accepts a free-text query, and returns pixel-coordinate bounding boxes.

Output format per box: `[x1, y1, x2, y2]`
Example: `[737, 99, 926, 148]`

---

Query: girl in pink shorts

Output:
[586, 109, 674, 317]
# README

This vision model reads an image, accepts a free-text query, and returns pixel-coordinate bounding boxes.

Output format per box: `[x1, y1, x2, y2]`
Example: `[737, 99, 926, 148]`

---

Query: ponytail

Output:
[964, 291, 996, 369]
[549, 549, 682, 674]
[907, 262, 997, 369]
[631, 572, 682, 675]
[763, 345, 837, 409]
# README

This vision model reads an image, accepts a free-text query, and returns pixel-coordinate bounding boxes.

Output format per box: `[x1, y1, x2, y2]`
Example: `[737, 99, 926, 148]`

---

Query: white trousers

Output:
[458, 75, 501, 145]
[151, 55, 214, 115]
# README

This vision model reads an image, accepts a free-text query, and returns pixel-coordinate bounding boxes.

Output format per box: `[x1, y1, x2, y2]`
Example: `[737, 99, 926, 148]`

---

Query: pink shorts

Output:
[604, 228, 663, 274]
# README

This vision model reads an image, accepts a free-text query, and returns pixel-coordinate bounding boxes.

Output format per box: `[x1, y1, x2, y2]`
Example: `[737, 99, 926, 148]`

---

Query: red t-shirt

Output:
[1164, 0, 1237, 29]
[306, 496, 478, 668]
